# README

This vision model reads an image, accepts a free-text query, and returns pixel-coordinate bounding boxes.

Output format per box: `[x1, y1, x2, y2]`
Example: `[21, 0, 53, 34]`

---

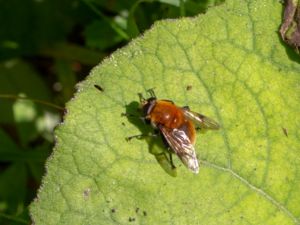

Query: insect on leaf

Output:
[30, 0, 300, 224]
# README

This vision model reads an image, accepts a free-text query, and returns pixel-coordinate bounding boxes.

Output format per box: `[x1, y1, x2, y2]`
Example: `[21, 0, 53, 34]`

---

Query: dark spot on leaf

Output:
[111, 208, 116, 213]
[122, 122, 126, 126]
[129, 217, 135, 222]
[83, 188, 91, 199]
[135, 207, 139, 213]
[186, 85, 192, 91]
[143, 211, 147, 216]
[282, 127, 288, 137]
[94, 84, 104, 92]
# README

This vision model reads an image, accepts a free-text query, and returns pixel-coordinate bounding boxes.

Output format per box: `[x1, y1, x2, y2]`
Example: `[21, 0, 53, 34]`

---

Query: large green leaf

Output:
[30, 0, 300, 224]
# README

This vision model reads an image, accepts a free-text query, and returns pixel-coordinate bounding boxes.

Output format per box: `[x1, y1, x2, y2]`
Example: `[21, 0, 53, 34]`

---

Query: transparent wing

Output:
[159, 125, 199, 173]
[182, 109, 220, 130]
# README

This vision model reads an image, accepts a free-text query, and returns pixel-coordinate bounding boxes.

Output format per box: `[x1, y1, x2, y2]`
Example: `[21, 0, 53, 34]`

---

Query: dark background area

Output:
[0, 0, 223, 224]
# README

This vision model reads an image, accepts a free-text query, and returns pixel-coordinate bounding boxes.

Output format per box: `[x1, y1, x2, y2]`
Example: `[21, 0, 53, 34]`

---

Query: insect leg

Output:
[121, 112, 137, 117]
[138, 93, 145, 102]
[146, 88, 156, 98]
[121, 112, 144, 119]
[126, 133, 158, 141]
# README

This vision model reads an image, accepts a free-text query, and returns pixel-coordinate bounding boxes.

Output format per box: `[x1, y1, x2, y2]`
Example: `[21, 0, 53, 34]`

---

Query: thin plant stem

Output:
[81, 0, 130, 40]
[0, 94, 64, 111]
[0, 212, 28, 224]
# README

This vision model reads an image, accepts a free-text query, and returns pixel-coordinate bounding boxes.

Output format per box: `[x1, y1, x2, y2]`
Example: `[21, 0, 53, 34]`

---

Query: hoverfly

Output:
[126, 89, 220, 174]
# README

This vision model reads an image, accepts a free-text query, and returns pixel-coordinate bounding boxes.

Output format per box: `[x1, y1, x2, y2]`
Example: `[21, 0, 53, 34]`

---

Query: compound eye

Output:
[143, 103, 151, 116]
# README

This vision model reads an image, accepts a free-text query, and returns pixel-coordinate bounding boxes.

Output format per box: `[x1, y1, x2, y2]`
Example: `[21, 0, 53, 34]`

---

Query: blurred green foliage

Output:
[0, 0, 223, 224]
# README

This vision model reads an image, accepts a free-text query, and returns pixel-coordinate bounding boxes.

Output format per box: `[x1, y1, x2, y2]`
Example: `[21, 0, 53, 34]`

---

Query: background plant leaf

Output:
[0, 60, 51, 124]
[30, 0, 300, 224]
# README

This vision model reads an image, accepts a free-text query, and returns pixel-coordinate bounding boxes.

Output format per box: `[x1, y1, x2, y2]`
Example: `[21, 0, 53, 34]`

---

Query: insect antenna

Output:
[147, 88, 156, 98]
[138, 93, 146, 102]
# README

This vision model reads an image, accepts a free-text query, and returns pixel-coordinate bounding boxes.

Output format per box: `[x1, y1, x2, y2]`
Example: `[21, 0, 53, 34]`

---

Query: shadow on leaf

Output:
[123, 101, 177, 177]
